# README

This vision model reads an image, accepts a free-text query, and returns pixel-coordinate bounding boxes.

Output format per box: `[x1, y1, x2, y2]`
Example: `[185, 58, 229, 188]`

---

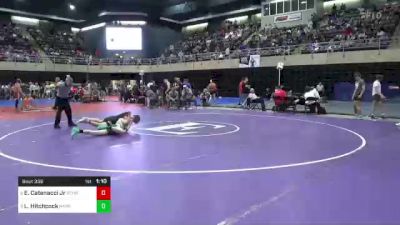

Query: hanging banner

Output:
[274, 12, 302, 23]
[239, 55, 261, 68]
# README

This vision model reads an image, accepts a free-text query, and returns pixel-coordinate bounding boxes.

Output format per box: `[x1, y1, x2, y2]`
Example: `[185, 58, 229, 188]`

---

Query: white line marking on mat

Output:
[216, 187, 295, 225]
[0, 204, 17, 213]
[0, 113, 367, 174]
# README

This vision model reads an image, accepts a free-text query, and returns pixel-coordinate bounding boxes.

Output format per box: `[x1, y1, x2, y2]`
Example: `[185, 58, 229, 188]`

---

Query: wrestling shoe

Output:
[71, 127, 81, 139]
[68, 122, 77, 127]
[396, 122, 400, 127]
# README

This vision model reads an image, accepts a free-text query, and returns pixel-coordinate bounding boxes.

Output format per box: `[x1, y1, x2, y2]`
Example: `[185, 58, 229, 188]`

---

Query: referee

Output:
[54, 75, 76, 129]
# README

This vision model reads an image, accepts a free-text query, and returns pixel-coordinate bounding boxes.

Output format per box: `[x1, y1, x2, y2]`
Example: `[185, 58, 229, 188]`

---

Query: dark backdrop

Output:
[2, 62, 400, 100]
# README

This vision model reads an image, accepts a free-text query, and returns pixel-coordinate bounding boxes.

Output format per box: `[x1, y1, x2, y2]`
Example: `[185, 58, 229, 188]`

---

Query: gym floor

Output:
[0, 101, 399, 225]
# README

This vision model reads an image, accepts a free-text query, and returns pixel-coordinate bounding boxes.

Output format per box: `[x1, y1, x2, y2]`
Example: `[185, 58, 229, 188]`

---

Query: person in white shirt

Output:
[304, 86, 321, 113]
[370, 74, 385, 119]
[316, 82, 325, 96]
[247, 88, 266, 111]
[225, 47, 230, 58]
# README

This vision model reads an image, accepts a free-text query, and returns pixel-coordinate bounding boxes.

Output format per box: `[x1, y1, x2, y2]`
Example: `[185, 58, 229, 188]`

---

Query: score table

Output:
[18, 177, 111, 213]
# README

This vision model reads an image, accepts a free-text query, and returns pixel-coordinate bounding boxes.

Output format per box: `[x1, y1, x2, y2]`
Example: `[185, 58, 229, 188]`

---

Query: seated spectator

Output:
[265, 88, 272, 100]
[183, 78, 192, 89]
[273, 86, 288, 111]
[166, 86, 179, 109]
[304, 86, 324, 114]
[181, 85, 195, 109]
[247, 88, 266, 111]
[200, 88, 211, 106]
[316, 82, 325, 96]
[145, 85, 158, 108]
[22, 95, 35, 111]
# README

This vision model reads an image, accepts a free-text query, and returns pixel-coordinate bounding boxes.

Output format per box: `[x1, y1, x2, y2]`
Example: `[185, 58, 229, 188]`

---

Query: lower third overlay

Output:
[18, 176, 111, 213]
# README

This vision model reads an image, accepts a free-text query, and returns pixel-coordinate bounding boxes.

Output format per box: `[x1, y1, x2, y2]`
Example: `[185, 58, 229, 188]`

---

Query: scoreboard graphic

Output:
[18, 177, 111, 213]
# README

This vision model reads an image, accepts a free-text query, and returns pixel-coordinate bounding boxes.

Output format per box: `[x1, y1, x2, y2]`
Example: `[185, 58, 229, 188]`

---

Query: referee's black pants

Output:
[54, 98, 74, 126]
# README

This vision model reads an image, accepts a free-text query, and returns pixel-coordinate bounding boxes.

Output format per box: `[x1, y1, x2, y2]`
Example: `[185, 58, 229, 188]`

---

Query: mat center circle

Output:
[134, 121, 240, 137]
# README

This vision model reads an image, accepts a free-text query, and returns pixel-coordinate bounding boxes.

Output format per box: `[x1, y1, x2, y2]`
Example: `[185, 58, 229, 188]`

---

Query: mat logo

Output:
[137, 121, 239, 137]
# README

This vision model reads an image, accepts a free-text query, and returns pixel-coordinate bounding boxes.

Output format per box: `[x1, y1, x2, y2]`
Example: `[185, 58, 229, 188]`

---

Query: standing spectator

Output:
[332, 4, 337, 15]
[370, 74, 386, 119]
[352, 72, 366, 118]
[238, 77, 249, 106]
[178, 51, 184, 62]
[340, 3, 346, 11]
[207, 79, 218, 104]
[29, 82, 35, 96]
[119, 81, 126, 102]
[11, 78, 24, 111]
[173, 77, 183, 107]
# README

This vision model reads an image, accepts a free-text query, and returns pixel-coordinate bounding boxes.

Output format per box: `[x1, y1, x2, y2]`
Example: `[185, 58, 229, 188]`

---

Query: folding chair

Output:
[304, 97, 319, 113]
[246, 98, 263, 111]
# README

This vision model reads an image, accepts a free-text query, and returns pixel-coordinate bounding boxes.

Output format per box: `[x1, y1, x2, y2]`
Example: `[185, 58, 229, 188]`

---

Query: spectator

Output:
[166, 86, 179, 108]
[304, 86, 322, 113]
[200, 88, 211, 106]
[370, 74, 386, 119]
[181, 85, 195, 109]
[146, 85, 158, 108]
[273, 86, 288, 111]
[340, 3, 346, 11]
[183, 78, 192, 89]
[316, 82, 325, 97]
[247, 88, 266, 111]
[238, 77, 249, 106]
[207, 79, 218, 103]
[352, 72, 366, 118]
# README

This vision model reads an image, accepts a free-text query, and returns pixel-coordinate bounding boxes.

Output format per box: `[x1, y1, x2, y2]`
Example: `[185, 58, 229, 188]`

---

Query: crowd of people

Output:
[1, 81, 65, 100]
[0, 23, 39, 62]
[161, 4, 400, 61]
[28, 28, 87, 58]
[0, 3, 398, 65]
[0, 79, 107, 112]
[117, 77, 218, 109]
[161, 20, 261, 62]
[2, 73, 398, 128]
[248, 5, 400, 54]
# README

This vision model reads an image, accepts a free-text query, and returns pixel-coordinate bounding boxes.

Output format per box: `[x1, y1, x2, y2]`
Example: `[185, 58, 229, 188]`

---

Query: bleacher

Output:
[161, 20, 261, 63]
[0, 22, 39, 62]
[28, 28, 89, 64]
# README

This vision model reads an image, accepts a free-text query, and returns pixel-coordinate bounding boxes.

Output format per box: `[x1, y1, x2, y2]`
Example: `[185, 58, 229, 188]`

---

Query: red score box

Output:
[97, 186, 111, 200]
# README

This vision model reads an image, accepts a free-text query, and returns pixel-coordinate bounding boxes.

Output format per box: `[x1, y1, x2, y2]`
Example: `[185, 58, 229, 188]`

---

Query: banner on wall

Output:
[239, 55, 261, 68]
[274, 12, 302, 23]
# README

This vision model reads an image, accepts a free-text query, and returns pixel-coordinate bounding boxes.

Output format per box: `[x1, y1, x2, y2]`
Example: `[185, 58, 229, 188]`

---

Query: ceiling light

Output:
[71, 27, 80, 32]
[81, 22, 106, 32]
[185, 23, 208, 31]
[69, 4, 76, 11]
[118, 21, 146, 26]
